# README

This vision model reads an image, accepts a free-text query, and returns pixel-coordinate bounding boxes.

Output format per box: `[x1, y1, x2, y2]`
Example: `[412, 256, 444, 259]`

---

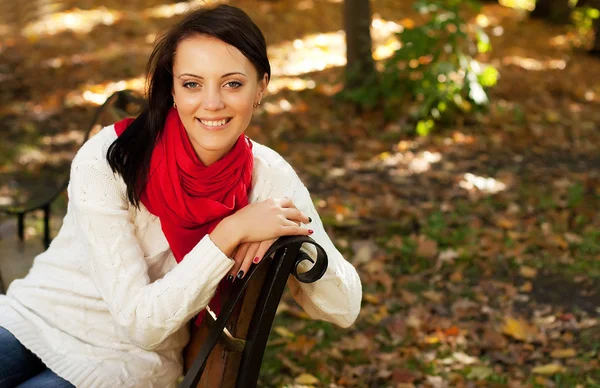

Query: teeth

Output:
[200, 118, 229, 127]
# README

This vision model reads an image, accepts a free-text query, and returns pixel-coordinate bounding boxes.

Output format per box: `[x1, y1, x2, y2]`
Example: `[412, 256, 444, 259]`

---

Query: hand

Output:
[229, 198, 312, 244]
[227, 239, 276, 281]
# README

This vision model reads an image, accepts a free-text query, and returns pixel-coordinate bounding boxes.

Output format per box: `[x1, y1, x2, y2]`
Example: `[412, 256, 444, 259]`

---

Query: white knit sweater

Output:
[0, 125, 362, 388]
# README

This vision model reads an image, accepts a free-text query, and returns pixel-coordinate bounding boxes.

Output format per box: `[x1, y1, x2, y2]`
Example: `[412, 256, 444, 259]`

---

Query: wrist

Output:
[210, 216, 243, 257]
[223, 214, 244, 245]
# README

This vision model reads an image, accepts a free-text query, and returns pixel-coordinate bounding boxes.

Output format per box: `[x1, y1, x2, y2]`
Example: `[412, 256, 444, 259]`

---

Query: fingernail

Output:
[253, 257, 260, 264]
[227, 275, 234, 282]
[237, 270, 244, 279]
[308, 229, 314, 235]
[308, 217, 312, 223]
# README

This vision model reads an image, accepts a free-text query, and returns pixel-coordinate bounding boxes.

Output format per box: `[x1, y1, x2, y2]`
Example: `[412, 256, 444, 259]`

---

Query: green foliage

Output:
[571, 4, 600, 48]
[342, 0, 498, 135]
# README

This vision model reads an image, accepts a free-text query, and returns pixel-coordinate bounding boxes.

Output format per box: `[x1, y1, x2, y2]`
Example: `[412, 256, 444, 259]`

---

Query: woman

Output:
[0, 4, 362, 388]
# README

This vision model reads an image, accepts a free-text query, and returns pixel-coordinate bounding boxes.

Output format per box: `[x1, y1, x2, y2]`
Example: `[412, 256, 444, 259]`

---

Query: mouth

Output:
[196, 117, 233, 131]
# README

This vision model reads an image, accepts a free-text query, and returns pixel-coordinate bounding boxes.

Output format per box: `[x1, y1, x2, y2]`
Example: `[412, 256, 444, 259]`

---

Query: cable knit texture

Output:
[0, 125, 362, 388]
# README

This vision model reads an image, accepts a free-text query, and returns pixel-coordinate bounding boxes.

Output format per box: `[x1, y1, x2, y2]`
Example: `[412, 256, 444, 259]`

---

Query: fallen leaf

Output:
[532, 363, 566, 375]
[401, 290, 418, 305]
[466, 366, 494, 380]
[444, 326, 460, 337]
[550, 348, 576, 358]
[363, 292, 381, 304]
[285, 335, 317, 355]
[295, 373, 320, 385]
[274, 326, 295, 338]
[416, 235, 438, 258]
[519, 266, 538, 279]
[496, 216, 516, 229]
[564, 233, 583, 244]
[423, 290, 444, 303]
[520, 281, 533, 292]
[502, 316, 541, 343]
[483, 328, 508, 350]
[392, 368, 418, 383]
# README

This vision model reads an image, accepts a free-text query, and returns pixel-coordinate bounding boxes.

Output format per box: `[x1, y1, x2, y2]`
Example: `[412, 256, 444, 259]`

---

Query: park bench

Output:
[0, 90, 329, 387]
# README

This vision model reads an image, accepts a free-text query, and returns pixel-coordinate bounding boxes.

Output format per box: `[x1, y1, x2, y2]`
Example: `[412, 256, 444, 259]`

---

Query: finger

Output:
[279, 197, 295, 208]
[282, 208, 310, 224]
[239, 242, 260, 277]
[237, 245, 258, 280]
[281, 223, 313, 236]
[253, 239, 276, 264]
[230, 243, 250, 280]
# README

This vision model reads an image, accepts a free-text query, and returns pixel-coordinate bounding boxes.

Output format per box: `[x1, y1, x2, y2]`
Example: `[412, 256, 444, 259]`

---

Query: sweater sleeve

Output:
[253, 150, 362, 328]
[67, 138, 234, 350]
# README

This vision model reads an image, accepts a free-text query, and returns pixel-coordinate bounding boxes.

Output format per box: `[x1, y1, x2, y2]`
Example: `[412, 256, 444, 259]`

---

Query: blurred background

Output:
[0, 0, 599, 386]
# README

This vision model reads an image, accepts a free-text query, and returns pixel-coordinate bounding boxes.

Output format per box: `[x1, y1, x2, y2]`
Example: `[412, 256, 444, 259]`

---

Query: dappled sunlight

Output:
[267, 77, 316, 94]
[377, 148, 443, 175]
[459, 173, 507, 194]
[141, 0, 222, 19]
[65, 77, 145, 106]
[498, 0, 535, 11]
[41, 43, 152, 69]
[262, 98, 305, 115]
[40, 130, 85, 147]
[22, 7, 122, 37]
[268, 16, 403, 77]
[269, 32, 346, 77]
[501, 55, 567, 71]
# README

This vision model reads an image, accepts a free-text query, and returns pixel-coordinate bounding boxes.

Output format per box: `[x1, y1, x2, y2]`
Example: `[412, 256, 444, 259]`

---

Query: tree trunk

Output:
[530, 0, 571, 24]
[591, 19, 600, 57]
[343, 0, 375, 91]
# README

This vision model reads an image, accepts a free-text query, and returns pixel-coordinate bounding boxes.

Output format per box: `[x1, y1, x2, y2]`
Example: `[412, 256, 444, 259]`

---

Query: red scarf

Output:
[114, 107, 253, 324]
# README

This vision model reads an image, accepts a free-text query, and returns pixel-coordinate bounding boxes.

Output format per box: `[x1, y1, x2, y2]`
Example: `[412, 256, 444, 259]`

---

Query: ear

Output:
[256, 73, 269, 101]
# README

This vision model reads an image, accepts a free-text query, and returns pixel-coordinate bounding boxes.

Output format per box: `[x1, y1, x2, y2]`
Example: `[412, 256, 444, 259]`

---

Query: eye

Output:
[225, 81, 243, 88]
[183, 81, 199, 89]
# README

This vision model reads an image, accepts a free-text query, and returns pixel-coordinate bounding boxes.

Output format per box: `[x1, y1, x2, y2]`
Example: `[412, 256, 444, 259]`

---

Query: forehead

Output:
[173, 35, 255, 76]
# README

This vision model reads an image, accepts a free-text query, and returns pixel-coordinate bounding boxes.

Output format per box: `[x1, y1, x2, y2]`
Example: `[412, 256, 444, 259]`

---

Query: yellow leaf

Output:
[363, 293, 381, 304]
[552, 235, 569, 249]
[550, 348, 576, 358]
[274, 326, 295, 338]
[295, 373, 320, 385]
[423, 290, 444, 303]
[519, 266, 538, 279]
[532, 363, 566, 375]
[502, 317, 540, 342]
[497, 217, 515, 229]
[520, 281, 533, 292]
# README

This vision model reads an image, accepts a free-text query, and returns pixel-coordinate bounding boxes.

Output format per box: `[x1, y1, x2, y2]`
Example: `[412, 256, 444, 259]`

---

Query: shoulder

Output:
[72, 124, 118, 170]
[249, 139, 304, 200]
[69, 125, 126, 202]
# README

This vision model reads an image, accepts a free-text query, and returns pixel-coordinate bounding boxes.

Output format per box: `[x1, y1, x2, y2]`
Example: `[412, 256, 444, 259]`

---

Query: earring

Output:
[253, 101, 261, 108]
[173, 102, 177, 109]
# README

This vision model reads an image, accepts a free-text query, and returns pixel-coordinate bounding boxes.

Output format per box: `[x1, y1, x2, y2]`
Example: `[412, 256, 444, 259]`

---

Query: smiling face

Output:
[172, 34, 268, 166]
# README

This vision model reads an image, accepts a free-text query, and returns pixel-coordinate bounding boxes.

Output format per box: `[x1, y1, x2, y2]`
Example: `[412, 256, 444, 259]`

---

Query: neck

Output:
[191, 140, 236, 167]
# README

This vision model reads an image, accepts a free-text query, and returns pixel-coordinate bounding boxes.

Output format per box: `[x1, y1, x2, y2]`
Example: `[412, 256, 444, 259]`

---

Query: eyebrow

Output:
[177, 72, 247, 79]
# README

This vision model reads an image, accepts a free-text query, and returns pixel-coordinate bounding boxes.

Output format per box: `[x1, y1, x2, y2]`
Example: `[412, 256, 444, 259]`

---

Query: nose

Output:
[202, 86, 225, 111]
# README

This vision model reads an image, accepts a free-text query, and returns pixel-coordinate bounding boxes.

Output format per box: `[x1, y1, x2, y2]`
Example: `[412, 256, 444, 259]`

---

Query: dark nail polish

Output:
[308, 217, 312, 223]
[308, 229, 314, 234]
[227, 275, 234, 282]
[237, 270, 244, 279]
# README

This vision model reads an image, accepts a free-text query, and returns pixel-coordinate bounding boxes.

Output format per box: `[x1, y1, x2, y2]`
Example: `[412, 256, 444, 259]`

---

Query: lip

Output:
[196, 117, 232, 131]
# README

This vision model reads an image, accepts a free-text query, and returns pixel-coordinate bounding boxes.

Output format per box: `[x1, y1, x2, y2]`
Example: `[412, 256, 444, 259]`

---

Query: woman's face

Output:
[172, 34, 268, 166]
